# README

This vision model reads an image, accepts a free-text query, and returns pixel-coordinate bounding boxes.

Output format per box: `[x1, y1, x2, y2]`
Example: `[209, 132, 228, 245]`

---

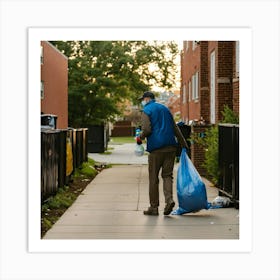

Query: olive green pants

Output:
[148, 147, 176, 208]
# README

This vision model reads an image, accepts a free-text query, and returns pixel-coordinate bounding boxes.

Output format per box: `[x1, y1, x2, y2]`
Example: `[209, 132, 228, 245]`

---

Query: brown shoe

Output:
[143, 207, 159, 216]
[164, 202, 175, 215]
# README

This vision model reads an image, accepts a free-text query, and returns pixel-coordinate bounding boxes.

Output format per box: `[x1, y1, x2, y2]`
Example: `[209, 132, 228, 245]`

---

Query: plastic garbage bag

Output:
[172, 148, 211, 215]
[211, 196, 231, 208]
[134, 143, 145, 157]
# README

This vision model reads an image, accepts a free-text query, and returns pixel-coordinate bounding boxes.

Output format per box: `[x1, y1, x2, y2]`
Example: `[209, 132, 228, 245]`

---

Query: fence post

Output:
[41, 130, 59, 200]
[57, 129, 67, 188]
[83, 128, 88, 162]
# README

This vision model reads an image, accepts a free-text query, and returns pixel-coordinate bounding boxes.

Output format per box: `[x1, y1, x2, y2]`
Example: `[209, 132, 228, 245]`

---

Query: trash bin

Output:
[41, 129, 60, 200]
[218, 124, 239, 208]
[41, 114, 57, 129]
[176, 123, 191, 158]
[88, 124, 108, 153]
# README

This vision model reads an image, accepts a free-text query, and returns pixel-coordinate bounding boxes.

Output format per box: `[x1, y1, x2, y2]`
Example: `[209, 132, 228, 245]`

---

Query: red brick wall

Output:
[41, 41, 68, 129]
[216, 42, 233, 122]
[191, 125, 209, 176]
[232, 42, 240, 116]
[207, 41, 235, 122]
[186, 42, 201, 122]
[180, 41, 202, 123]
[233, 80, 239, 115]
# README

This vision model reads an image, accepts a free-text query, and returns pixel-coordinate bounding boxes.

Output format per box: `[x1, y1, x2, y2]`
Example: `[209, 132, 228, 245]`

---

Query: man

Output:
[137, 91, 188, 216]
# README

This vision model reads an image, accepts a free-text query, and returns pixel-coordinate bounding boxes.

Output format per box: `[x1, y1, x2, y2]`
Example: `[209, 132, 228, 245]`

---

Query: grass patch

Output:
[41, 158, 100, 238]
[109, 136, 136, 144]
[73, 158, 98, 178]
[99, 151, 112, 155]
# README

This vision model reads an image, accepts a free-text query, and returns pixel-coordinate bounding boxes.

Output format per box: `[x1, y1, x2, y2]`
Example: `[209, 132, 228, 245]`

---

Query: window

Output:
[41, 45, 44, 64]
[188, 81, 191, 101]
[195, 71, 199, 99]
[192, 71, 199, 100]
[192, 75, 195, 99]
[192, 41, 200, 50]
[236, 41, 239, 77]
[186, 41, 189, 51]
[41, 81, 44, 99]
[192, 41, 196, 50]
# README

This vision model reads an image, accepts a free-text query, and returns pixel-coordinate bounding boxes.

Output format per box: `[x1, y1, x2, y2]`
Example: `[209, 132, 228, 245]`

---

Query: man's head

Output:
[139, 91, 155, 104]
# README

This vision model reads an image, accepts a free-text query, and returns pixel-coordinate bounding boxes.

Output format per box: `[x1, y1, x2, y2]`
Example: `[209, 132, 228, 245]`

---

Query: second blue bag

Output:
[172, 148, 211, 215]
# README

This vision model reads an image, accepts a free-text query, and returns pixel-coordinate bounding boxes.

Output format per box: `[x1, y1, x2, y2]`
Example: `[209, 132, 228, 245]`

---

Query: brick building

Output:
[180, 41, 239, 124]
[41, 41, 68, 129]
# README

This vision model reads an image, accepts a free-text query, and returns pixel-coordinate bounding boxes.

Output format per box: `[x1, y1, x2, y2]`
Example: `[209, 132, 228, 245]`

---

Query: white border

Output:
[28, 27, 252, 253]
[1, 0, 279, 279]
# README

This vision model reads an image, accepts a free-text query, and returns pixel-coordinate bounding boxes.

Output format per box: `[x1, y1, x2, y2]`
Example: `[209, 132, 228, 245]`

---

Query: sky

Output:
[151, 40, 182, 93]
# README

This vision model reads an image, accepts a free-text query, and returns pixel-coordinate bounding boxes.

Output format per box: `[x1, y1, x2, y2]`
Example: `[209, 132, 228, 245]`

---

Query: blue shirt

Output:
[143, 100, 177, 152]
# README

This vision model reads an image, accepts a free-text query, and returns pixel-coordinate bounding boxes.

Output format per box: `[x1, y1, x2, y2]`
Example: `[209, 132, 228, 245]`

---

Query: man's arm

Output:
[140, 112, 152, 139]
[173, 120, 189, 149]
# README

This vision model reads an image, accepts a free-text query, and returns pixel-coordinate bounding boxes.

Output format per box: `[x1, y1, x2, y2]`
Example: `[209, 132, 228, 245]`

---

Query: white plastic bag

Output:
[134, 144, 144, 156]
[211, 196, 231, 207]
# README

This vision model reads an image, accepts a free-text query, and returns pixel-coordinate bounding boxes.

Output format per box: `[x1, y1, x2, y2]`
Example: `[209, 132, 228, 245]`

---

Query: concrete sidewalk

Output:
[44, 164, 239, 239]
[88, 142, 149, 165]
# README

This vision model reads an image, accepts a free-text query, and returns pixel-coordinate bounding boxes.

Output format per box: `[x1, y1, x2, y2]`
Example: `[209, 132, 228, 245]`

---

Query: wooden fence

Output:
[41, 128, 88, 200]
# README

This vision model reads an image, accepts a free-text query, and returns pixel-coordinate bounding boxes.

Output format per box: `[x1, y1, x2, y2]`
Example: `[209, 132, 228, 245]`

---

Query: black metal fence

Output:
[41, 128, 88, 200]
[218, 124, 239, 208]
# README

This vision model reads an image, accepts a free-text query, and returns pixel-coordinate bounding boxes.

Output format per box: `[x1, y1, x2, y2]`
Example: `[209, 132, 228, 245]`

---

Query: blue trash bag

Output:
[172, 148, 212, 215]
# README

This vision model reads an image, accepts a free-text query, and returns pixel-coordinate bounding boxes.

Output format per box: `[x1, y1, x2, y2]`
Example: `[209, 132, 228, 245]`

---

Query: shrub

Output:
[191, 105, 239, 185]
[221, 105, 239, 124]
[73, 159, 98, 178]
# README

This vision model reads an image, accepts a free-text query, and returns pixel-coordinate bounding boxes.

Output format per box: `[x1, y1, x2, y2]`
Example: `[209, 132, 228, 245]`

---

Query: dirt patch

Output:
[41, 176, 94, 238]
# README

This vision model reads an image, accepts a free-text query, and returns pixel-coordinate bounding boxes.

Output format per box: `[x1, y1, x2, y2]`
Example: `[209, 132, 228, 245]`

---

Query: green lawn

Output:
[109, 136, 136, 144]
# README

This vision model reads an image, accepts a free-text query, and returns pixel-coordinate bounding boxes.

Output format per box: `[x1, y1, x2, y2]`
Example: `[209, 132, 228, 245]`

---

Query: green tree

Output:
[50, 41, 179, 127]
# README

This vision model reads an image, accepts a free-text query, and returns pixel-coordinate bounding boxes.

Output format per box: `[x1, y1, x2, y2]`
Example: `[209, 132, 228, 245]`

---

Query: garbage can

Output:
[218, 124, 239, 208]
[41, 129, 60, 200]
[176, 123, 191, 158]
[88, 124, 108, 153]
[41, 114, 57, 129]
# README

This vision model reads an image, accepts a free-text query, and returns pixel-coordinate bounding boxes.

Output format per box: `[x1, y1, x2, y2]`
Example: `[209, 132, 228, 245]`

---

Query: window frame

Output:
[191, 71, 199, 101]
[235, 41, 239, 77]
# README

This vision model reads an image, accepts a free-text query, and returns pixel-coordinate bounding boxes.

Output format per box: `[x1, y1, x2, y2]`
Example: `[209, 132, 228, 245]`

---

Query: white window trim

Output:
[192, 41, 196, 50]
[41, 46, 44, 64]
[191, 71, 199, 100]
[192, 75, 195, 99]
[195, 71, 199, 100]
[188, 81, 191, 102]
[236, 41, 239, 77]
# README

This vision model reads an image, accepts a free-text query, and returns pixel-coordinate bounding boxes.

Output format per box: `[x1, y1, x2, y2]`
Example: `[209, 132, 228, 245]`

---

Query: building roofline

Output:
[42, 41, 68, 60]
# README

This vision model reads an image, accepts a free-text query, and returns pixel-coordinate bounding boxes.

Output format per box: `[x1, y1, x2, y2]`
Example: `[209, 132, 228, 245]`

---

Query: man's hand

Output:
[136, 136, 142, 145]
